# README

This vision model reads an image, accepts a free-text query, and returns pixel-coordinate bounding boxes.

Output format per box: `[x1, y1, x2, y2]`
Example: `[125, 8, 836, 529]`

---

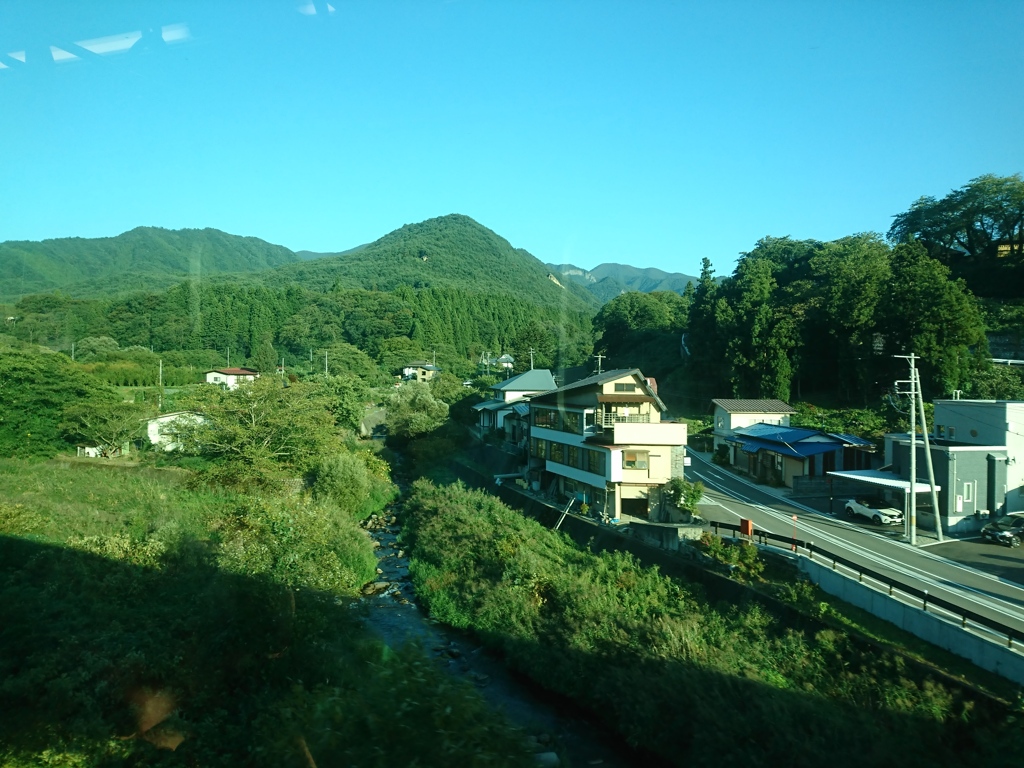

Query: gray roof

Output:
[492, 369, 557, 392]
[712, 398, 796, 414]
[531, 368, 667, 412]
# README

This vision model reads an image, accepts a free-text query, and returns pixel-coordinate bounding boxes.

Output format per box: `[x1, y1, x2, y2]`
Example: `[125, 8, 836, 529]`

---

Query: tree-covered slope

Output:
[272, 214, 600, 311]
[548, 261, 698, 300]
[0, 227, 308, 300]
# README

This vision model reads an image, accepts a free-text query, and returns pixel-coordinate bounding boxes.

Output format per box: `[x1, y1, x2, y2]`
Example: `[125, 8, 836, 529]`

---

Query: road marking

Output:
[687, 453, 1024, 625]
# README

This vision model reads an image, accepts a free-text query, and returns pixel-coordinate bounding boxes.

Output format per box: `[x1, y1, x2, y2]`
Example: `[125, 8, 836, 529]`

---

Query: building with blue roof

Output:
[725, 422, 875, 487]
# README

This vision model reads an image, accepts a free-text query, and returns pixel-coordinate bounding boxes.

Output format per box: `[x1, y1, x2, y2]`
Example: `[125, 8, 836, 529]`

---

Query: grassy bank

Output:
[0, 459, 535, 766]
[404, 479, 1024, 767]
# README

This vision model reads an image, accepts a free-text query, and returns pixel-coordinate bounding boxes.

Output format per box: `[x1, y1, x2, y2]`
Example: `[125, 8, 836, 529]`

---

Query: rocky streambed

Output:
[355, 503, 641, 768]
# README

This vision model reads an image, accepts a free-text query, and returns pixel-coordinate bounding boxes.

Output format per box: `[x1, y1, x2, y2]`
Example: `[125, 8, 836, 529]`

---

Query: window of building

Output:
[622, 450, 649, 469]
[586, 449, 606, 475]
[948, 426, 956, 439]
[549, 442, 565, 464]
[936, 425, 945, 438]
[717, 416, 724, 428]
[614, 383, 637, 392]
[584, 411, 595, 430]
[533, 408, 559, 429]
[562, 411, 581, 434]
[567, 445, 579, 468]
[531, 438, 546, 459]
[963, 482, 973, 503]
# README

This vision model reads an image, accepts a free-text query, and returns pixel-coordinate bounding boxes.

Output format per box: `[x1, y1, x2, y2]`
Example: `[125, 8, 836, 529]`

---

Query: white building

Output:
[204, 367, 259, 390]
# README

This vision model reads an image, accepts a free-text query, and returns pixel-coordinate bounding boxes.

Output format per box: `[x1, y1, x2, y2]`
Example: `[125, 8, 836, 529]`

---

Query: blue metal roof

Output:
[733, 436, 844, 459]
[728, 422, 875, 457]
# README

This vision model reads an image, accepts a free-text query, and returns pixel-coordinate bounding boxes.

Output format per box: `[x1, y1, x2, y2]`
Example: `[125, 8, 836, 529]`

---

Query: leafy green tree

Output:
[506, 320, 556, 374]
[888, 174, 1024, 297]
[175, 376, 342, 487]
[75, 335, 121, 361]
[61, 399, 148, 456]
[877, 241, 988, 396]
[308, 373, 370, 432]
[430, 371, 472, 406]
[0, 347, 116, 457]
[385, 382, 449, 441]
[248, 335, 278, 373]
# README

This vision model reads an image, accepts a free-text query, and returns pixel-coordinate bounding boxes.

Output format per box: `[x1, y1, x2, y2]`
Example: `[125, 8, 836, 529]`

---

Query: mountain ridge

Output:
[546, 261, 699, 302]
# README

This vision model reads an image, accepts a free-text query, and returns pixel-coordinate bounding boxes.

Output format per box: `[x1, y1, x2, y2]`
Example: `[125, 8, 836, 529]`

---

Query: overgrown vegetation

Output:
[404, 480, 1024, 767]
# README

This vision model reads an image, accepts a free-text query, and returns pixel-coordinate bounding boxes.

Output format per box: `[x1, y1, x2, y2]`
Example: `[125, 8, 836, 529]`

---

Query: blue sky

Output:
[1, 1, 1021, 278]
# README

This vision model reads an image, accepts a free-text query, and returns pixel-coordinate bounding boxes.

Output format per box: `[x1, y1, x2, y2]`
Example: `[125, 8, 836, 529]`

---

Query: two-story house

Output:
[711, 399, 796, 457]
[527, 369, 687, 522]
[401, 361, 441, 383]
[204, 367, 259, 390]
[473, 368, 557, 433]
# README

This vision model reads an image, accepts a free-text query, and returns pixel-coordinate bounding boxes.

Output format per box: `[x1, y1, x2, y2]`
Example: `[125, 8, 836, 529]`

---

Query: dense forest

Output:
[2, 174, 1023, 409]
[595, 174, 1024, 408]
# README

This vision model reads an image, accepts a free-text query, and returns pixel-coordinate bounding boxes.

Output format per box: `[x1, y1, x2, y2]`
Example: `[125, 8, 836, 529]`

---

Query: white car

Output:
[844, 498, 904, 526]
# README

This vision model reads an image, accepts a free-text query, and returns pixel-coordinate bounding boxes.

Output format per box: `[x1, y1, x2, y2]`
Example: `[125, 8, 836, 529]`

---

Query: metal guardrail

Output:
[707, 519, 1019, 650]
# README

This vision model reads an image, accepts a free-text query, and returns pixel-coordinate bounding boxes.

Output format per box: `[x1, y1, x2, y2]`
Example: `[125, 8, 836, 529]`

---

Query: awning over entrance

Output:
[826, 470, 939, 493]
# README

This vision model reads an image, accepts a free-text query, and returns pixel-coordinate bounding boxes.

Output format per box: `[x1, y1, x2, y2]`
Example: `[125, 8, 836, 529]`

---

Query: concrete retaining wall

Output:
[801, 557, 1024, 685]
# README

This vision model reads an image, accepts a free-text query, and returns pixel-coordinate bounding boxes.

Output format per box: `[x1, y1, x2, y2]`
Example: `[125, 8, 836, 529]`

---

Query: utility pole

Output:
[529, 347, 535, 370]
[280, 356, 285, 377]
[71, 341, 75, 361]
[594, 353, 605, 374]
[227, 349, 230, 367]
[324, 351, 328, 375]
[914, 365, 944, 542]
[896, 354, 918, 545]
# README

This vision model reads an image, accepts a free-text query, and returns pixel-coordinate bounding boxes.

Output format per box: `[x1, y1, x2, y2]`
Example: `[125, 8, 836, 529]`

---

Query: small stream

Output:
[355, 498, 646, 768]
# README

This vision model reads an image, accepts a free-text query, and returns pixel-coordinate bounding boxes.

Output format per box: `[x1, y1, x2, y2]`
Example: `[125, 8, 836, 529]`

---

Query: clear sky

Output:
[1, 1, 1021, 278]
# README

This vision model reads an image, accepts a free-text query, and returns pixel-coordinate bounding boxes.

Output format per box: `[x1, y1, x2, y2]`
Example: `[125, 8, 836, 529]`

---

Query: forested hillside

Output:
[272, 214, 600, 311]
[0, 227, 314, 300]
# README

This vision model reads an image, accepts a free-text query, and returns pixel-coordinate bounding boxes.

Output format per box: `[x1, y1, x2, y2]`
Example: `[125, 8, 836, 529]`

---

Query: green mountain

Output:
[271, 214, 600, 311]
[0, 227, 311, 300]
[547, 262, 698, 301]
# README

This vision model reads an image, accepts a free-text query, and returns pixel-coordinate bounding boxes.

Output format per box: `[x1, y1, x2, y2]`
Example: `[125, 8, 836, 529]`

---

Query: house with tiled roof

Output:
[473, 368, 556, 433]
[527, 368, 687, 522]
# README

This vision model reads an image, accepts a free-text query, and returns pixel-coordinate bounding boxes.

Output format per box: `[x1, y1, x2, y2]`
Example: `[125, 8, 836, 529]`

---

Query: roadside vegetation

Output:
[403, 479, 1024, 767]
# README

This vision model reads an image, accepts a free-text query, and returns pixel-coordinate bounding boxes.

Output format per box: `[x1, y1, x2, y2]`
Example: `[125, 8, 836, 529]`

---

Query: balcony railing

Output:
[599, 413, 650, 427]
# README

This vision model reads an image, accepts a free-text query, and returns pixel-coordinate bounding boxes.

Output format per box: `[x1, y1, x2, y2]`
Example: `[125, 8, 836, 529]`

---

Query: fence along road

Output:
[687, 452, 1024, 642]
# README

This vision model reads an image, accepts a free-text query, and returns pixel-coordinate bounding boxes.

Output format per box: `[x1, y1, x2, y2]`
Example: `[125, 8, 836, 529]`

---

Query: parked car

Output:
[981, 513, 1024, 548]
[844, 498, 904, 526]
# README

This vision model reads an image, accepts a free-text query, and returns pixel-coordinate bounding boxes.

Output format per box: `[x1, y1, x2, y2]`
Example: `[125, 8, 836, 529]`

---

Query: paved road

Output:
[687, 452, 1024, 640]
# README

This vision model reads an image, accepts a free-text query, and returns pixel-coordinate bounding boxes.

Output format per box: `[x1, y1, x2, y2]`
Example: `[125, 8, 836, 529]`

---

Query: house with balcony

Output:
[473, 368, 556, 434]
[527, 368, 687, 522]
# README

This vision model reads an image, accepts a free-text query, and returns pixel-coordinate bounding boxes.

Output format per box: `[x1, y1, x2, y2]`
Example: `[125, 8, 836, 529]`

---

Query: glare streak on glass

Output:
[161, 24, 191, 44]
[298, 2, 317, 15]
[49, 46, 79, 63]
[8, 51, 26, 62]
[76, 31, 142, 56]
